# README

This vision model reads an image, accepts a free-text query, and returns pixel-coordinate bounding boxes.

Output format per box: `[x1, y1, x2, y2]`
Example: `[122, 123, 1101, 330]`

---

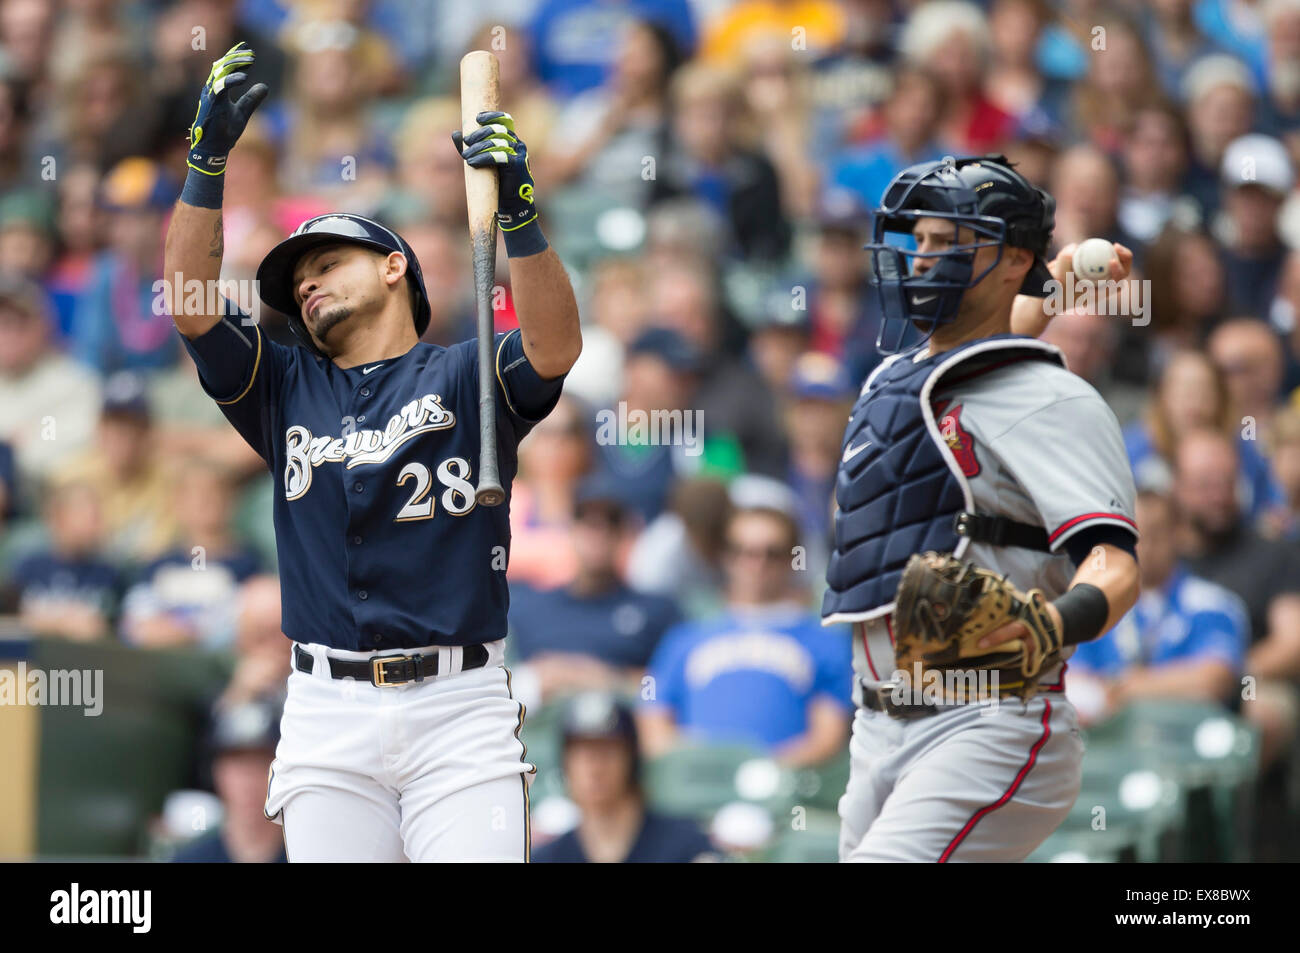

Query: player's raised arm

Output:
[163, 42, 268, 340]
[453, 111, 581, 380]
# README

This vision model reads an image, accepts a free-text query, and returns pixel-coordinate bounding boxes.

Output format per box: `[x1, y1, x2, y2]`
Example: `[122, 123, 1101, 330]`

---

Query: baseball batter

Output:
[822, 156, 1142, 862]
[163, 44, 580, 861]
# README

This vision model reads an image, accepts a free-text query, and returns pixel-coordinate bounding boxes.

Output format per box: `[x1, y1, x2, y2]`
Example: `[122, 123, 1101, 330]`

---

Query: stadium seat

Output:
[644, 743, 798, 821]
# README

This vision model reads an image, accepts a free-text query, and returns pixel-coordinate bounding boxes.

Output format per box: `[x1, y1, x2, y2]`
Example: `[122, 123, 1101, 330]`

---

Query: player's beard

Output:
[311, 301, 354, 344]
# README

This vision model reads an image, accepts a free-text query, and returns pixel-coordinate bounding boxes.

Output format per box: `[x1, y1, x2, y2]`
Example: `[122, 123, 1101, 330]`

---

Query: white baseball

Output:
[1072, 238, 1115, 280]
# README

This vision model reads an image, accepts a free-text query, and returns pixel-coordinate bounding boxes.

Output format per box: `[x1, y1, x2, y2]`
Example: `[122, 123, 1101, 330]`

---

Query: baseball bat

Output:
[460, 50, 505, 507]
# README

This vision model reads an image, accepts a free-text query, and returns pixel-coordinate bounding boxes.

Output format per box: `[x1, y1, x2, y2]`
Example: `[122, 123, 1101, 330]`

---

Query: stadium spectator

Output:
[1125, 349, 1283, 517]
[782, 353, 855, 569]
[702, 0, 843, 66]
[533, 692, 717, 863]
[1144, 0, 1229, 99]
[171, 697, 288, 863]
[1118, 103, 1196, 245]
[651, 62, 792, 263]
[1049, 145, 1137, 255]
[1264, 407, 1300, 539]
[71, 157, 180, 374]
[119, 459, 261, 649]
[986, 0, 1069, 127]
[542, 18, 680, 205]
[899, 1, 1014, 154]
[647, 257, 785, 477]
[1181, 55, 1258, 215]
[0, 274, 100, 491]
[1069, 490, 1247, 724]
[10, 478, 121, 641]
[218, 575, 291, 709]
[1217, 133, 1294, 318]
[509, 473, 681, 701]
[1208, 318, 1288, 446]
[638, 499, 853, 766]
[827, 65, 945, 213]
[509, 393, 592, 590]
[626, 476, 732, 620]
[1258, 0, 1300, 142]
[54, 371, 177, 563]
[1145, 226, 1229, 357]
[1174, 427, 1300, 769]
[528, 0, 695, 99]
[1069, 12, 1162, 154]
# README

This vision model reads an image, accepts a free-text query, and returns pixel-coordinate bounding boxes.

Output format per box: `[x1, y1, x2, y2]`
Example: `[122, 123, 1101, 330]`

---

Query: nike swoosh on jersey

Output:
[362, 364, 385, 375]
[842, 440, 872, 463]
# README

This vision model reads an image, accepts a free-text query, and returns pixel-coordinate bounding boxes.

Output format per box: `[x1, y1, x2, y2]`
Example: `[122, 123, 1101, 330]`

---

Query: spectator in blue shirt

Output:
[638, 499, 854, 766]
[528, 0, 696, 99]
[533, 692, 717, 863]
[509, 473, 682, 701]
[1070, 489, 1247, 723]
[11, 478, 122, 641]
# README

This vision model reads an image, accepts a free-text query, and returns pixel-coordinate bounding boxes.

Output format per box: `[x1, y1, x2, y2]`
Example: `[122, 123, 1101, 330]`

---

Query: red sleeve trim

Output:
[1048, 512, 1137, 545]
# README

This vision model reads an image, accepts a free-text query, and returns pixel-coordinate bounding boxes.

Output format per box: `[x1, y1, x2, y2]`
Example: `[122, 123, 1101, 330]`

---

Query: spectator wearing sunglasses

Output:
[638, 485, 853, 766]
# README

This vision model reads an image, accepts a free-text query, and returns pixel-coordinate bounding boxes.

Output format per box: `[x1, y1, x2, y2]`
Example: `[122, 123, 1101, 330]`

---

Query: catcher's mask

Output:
[256, 213, 431, 357]
[867, 155, 1055, 353]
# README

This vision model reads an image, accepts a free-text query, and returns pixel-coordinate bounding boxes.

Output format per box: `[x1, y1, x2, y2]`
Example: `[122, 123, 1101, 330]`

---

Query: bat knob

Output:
[476, 483, 505, 507]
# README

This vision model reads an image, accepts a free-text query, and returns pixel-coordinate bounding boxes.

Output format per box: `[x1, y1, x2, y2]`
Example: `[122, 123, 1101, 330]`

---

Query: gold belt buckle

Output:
[372, 655, 401, 687]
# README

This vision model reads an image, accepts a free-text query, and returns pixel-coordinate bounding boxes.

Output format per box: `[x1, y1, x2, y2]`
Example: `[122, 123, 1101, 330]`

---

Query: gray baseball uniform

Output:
[833, 343, 1137, 862]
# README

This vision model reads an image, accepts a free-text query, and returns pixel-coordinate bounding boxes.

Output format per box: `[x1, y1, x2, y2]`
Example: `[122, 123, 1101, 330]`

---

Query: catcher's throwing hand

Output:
[188, 41, 269, 176]
[892, 552, 1065, 700]
[977, 602, 1064, 671]
[452, 111, 538, 233]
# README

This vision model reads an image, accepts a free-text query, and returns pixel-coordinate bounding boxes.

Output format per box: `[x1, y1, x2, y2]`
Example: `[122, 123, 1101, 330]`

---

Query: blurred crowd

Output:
[0, 0, 1298, 861]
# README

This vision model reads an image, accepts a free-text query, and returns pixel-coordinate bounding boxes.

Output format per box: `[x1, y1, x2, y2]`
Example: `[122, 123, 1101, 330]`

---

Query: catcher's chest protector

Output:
[821, 335, 1064, 623]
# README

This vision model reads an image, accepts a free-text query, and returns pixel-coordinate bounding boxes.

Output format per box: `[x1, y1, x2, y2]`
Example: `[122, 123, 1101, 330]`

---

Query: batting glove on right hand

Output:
[187, 42, 269, 176]
[452, 112, 539, 233]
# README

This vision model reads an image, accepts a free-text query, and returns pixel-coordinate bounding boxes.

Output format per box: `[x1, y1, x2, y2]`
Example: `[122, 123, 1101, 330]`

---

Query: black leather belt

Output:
[862, 682, 944, 719]
[294, 643, 490, 687]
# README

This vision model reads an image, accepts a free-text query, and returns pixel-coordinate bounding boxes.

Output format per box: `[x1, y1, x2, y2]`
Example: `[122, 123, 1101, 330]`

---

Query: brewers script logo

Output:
[934, 399, 980, 477]
[284, 393, 455, 500]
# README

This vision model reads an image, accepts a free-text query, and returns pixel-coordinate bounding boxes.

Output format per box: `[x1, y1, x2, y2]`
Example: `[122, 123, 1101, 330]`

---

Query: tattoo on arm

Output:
[208, 217, 224, 259]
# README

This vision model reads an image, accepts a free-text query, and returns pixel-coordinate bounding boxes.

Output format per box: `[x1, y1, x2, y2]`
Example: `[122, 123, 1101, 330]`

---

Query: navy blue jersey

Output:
[181, 308, 564, 650]
[12, 552, 122, 618]
[532, 811, 717, 863]
[170, 830, 287, 863]
[507, 581, 682, 668]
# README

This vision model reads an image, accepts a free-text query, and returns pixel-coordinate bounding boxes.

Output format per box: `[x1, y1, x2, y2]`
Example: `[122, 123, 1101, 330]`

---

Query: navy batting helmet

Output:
[866, 155, 1055, 353]
[256, 213, 431, 353]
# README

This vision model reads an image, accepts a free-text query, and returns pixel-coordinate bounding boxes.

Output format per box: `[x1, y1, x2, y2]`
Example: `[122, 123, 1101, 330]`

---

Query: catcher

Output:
[822, 156, 1140, 862]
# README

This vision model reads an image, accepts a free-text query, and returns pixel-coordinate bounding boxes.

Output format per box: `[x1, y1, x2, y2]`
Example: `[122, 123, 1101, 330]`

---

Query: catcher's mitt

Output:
[891, 552, 1063, 702]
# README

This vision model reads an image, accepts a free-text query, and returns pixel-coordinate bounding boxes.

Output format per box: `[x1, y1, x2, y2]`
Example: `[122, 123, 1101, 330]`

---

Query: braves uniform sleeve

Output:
[992, 387, 1138, 553]
[179, 301, 293, 465]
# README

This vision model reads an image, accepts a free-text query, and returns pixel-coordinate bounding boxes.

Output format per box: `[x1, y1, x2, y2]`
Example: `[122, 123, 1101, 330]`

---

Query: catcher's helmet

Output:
[866, 155, 1055, 353]
[256, 213, 431, 354]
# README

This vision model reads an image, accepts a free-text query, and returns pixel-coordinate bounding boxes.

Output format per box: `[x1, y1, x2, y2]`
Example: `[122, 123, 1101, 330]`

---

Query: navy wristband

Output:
[501, 218, 548, 258]
[1053, 583, 1110, 646]
[180, 165, 226, 209]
